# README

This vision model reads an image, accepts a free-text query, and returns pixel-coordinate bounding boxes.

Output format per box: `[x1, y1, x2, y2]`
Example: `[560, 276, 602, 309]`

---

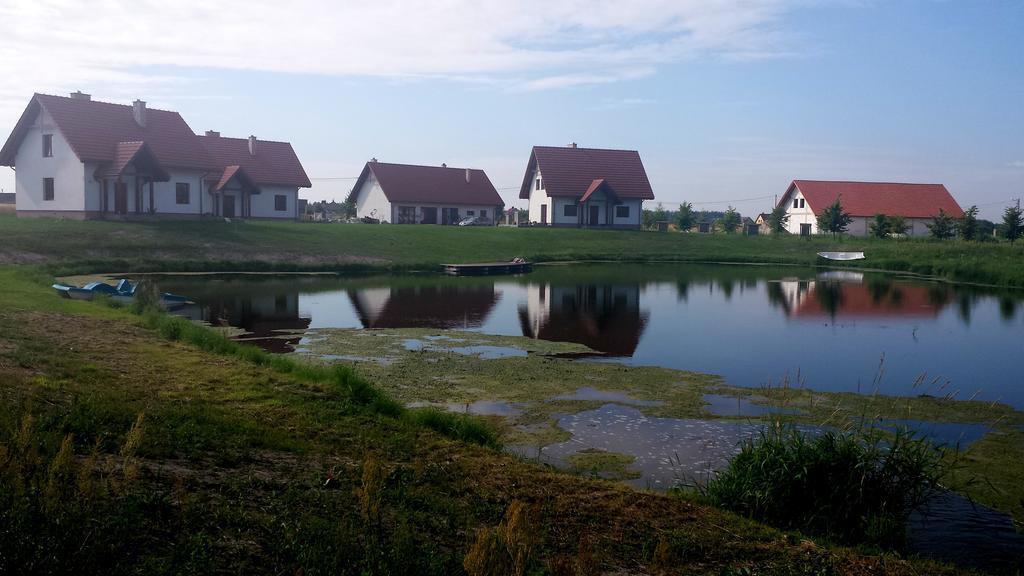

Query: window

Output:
[275, 194, 287, 211]
[479, 209, 488, 219]
[793, 199, 799, 209]
[563, 204, 577, 217]
[799, 199, 805, 208]
[615, 205, 630, 218]
[42, 134, 53, 157]
[175, 182, 190, 204]
[43, 177, 54, 201]
[467, 210, 475, 216]
[535, 178, 542, 190]
[398, 206, 417, 224]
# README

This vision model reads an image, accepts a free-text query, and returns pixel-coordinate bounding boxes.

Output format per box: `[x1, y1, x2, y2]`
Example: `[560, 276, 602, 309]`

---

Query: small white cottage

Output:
[347, 160, 503, 224]
[518, 144, 655, 229]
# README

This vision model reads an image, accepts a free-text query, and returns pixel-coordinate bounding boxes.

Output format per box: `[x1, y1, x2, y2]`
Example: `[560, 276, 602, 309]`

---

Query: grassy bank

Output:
[0, 268, 975, 574]
[2, 213, 1023, 287]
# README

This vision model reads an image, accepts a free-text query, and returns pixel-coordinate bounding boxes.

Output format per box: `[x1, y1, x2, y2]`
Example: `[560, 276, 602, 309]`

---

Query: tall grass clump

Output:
[704, 423, 950, 547]
[406, 408, 500, 449]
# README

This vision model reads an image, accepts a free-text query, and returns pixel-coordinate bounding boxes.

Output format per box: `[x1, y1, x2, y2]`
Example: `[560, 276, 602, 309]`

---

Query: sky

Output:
[0, 0, 1021, 219]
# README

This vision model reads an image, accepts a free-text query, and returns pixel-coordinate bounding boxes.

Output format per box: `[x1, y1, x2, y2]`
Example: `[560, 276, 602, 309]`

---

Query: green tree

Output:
[888, 215, 910, 236]
[767, 204, 789, 234]
[926, 209, 957, 239]
[718, 206, 741, 234]
[340, 199, 357, 219]
[676, 202, 696, 232]
[816, 198, 852, 237]
[868, 214, 890, 238]
[1003, 203, 1023, 243]
[958, 205, 979, 240]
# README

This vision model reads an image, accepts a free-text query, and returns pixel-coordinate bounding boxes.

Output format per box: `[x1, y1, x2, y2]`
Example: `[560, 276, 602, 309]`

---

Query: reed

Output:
[703, 422, 952, 547]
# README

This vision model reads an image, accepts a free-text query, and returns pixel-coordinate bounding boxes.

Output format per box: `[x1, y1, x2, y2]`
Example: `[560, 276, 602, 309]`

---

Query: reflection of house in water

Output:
[196, 292, 312, 353]
[769, 276, 951, 320]
[347, 284, 499, 329]
[518, 283, 649, 355]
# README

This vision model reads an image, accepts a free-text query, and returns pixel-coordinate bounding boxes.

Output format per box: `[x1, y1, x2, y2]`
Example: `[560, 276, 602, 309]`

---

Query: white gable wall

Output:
[354, 173, 392, 222]
[782, 186, 817, 234]
[14, 108, 86, 213]
[527, 168, 552, 224]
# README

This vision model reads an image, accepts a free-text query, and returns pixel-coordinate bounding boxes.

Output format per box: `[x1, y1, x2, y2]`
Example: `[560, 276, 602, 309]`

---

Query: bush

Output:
[704, 423, 950, 547]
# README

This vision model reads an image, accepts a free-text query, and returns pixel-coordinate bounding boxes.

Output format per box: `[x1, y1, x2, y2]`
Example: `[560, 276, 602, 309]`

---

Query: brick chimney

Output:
[70, 91, 91, 101]
[248, 135, 257, 156]
[132, 100, 146, 127]
[205, 130, 220, 137]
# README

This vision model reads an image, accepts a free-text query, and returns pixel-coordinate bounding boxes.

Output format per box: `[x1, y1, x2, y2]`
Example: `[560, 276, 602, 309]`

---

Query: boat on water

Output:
[817, 251, 865, 261]
[442, 258, 533, 276]
[52, 278, 190, 306]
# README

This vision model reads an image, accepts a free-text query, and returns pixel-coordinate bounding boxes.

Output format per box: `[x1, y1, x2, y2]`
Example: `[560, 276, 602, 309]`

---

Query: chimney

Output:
[465, 168, 471, 183]
[205, 130, 220, 137]
[370, 157, 378, 163]
[441, 163, 447, 168]
[70, 91, 91, 101]
[568, 142, 577, 149]
[248, 135, 257, 156]
[132, 100, 146, 127]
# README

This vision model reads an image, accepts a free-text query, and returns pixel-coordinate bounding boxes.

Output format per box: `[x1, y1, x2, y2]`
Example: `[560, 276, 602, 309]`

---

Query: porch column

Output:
[101, 179, 108, 214]
[149, 180, 155, 214]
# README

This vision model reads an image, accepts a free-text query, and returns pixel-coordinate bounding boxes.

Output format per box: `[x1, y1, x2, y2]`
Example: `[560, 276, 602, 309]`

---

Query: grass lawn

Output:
[1, 213, 1023, 287]
[0, 266, 978, 575]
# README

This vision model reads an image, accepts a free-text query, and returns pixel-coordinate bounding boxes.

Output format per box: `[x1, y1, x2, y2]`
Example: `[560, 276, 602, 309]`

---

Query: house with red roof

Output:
[347, 160, 503, 225]
[519, 144, 655, 229]
[779, 180, 964, 237]
[0, 92, 310, 219]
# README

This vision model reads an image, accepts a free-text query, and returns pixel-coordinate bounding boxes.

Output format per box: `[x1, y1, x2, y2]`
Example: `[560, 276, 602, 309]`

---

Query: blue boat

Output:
[52, 278, 189, 306]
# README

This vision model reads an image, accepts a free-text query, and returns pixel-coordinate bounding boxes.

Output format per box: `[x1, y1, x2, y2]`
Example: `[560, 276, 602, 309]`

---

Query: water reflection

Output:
[348, 284, 499, 329]
[517, 283, 649, 355]
[156, 264, 1024, 407]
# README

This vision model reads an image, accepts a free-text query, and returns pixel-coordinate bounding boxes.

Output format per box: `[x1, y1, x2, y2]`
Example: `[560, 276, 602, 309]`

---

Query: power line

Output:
[689, 194, 776, 206]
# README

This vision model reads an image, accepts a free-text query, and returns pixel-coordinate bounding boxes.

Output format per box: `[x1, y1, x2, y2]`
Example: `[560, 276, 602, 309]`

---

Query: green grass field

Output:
[1, 213, 1023, 287]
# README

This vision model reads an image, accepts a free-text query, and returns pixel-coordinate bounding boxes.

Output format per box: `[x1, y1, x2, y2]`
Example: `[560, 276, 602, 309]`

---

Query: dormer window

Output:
[42, 134, 53, 157]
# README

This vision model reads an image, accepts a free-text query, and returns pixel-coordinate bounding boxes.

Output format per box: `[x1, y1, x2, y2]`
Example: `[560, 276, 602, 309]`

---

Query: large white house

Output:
[0, 92, 310, 219]
[519, 144, 655, 229]
[348, 160, 503, 224]
[778, 180, 964, 236]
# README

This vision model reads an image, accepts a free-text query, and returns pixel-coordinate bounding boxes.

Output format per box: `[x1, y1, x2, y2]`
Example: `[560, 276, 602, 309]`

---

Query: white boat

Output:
[817, 251, 865, 261]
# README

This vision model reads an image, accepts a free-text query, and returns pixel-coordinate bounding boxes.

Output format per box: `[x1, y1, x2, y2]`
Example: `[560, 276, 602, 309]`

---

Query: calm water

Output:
[159, 263, 1024, 408]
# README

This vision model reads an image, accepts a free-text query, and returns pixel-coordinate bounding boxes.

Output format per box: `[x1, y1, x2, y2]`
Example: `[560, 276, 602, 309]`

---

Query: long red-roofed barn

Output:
[0, 92, 310, 219]
[347, 160, 504, 225]
[779, 180, 964, 237]
[519, 144, 655, 229]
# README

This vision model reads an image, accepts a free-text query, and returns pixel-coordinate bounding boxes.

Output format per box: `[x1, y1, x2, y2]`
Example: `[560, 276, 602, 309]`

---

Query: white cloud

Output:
[0, 0, 811, 110]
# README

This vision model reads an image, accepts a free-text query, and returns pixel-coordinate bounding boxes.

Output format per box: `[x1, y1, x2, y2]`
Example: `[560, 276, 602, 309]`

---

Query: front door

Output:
[541, 205, 547, 224]
[223, 195, 235, 218]
[800, 223, 812, 236]
[114, 182, 128, 215]
[589, 204, 600, 226]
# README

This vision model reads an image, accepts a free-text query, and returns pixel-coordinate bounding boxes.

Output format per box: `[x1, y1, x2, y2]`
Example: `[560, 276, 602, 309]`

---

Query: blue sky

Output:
[0, 0, 1021, 218]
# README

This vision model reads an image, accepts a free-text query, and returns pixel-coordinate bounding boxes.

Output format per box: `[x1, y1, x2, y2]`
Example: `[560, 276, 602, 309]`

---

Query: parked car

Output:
[457, 215, 490, 226]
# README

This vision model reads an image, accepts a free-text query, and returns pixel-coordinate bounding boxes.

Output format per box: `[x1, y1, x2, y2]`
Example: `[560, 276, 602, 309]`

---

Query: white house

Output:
[0, 92, 310, 219]
[778, 180, 965, 237]
[518, 144, 655, 229]
[348, 160, 503, 224]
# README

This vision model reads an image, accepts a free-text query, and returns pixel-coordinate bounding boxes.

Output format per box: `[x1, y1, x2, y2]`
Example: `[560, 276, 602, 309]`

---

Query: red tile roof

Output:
[348, 161, 503, 206]
[1, 93, 310, 189]
[782, 180, 964, 218]
[211, 165, 259, 192]
[0, 93, 215, 170]
[199, 135, 311, 188]
[791, 282, 946, 319]
[519, 146, 655, 201]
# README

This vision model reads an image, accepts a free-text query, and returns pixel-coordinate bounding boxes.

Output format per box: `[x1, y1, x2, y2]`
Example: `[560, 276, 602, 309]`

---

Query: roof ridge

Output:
[533, 145, 639, 153]
[370, 160, 483, 171]
[796, 179, 945, 187]
[34, 92, 185, 115]
[198, 134, 295, 145]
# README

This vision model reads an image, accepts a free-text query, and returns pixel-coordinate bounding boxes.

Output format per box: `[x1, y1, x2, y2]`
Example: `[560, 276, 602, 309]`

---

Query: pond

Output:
[156, 263, 1024, 570]
[158, 263, 1024, 408]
